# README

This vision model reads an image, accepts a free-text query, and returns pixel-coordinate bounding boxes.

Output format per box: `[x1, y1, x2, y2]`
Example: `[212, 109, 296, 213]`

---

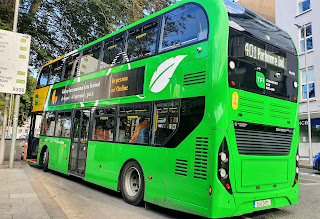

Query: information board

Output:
[0, 29, 31, 94]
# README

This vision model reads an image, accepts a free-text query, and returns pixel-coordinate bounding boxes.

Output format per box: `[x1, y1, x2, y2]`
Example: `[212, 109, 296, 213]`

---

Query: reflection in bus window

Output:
[127, 21, 158, 61]
[41, 112, 56, 136]
[49, 61, 63, 84]
[101, 35, 124, 69]
[63, 55, 80, 80]
[37, 65, 50, 88]
[79, 44, 101, 76]
[118, 105, 150, 144]
[160, 4, 208, 52]
[154, 101, 179, 145]
[55, 112, 72, 138]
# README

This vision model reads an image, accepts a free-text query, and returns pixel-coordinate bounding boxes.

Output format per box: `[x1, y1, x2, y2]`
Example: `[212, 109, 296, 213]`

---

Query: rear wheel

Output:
[43, 148, 49, 172]
[317, 160, 320, 171]
[120, 161, 145, 205]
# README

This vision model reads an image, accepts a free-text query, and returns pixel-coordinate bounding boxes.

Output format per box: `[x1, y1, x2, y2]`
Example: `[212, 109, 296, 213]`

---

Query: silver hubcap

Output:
[124, 167, 141, 197]
[43, 151, 47, 164]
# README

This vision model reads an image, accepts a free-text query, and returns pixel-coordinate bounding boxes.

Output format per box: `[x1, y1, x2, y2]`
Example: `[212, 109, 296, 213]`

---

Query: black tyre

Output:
[318, 161, 320, 171]
[120, 161, 145, 205]
[43, 148, 49, 172]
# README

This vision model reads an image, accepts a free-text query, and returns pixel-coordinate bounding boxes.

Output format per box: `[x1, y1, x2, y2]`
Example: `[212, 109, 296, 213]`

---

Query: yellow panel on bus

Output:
[32, 87, 49, 112]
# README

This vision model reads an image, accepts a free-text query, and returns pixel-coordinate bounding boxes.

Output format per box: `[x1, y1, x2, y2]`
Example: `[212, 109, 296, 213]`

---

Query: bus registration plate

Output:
[253, 199, 271, 208]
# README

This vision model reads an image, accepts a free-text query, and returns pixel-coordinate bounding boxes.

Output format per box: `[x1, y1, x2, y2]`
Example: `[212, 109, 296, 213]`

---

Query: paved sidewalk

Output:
[0, 161, 67, 219]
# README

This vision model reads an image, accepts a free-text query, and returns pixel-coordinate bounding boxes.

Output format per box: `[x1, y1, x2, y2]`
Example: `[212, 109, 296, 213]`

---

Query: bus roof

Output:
[223, 0, 297, 55]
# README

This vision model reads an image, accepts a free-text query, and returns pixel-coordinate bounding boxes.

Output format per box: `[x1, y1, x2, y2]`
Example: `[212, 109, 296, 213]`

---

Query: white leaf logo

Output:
[149, 55, 187, 93]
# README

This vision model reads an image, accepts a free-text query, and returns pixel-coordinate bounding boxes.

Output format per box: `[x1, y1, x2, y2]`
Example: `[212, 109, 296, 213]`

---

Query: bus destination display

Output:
[244, 42, 286, 69]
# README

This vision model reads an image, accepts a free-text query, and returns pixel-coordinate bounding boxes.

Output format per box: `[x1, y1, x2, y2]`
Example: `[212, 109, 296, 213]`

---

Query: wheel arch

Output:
[117, 158, 145, 192]
[39, 145, 48, 166]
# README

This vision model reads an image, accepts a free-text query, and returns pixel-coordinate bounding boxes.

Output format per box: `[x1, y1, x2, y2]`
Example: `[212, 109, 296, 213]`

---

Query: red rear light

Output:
[294, 96, 297, 101]
[231, 81, 235, 86]
[294, 178, 297, 183]
[226, 183, 230, 189]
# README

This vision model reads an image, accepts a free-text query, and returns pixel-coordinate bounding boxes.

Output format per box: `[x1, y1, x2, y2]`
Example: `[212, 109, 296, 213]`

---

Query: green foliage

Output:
[0, 0, 176, 125]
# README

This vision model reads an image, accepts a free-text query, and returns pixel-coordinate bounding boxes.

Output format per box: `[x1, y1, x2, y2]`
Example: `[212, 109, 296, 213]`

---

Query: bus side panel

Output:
[38, 136, 70, 175]
[84, 141, 118, 191]
[114, 144, 157, 203]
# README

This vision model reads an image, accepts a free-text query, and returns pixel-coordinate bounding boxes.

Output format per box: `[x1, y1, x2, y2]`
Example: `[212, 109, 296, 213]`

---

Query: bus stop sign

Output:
[0, 29, 31, 95]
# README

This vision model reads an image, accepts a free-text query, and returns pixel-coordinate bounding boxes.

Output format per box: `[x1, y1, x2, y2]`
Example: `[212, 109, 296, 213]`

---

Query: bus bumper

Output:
[208, 183, 299, 218]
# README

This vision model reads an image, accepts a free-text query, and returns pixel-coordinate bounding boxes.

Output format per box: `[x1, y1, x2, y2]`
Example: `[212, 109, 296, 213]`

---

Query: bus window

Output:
[92, 109, 115, 141]
[49, 60, 63, 84]
[37, 65, 51, 88]
[41, 112, 56, 137]
[101, 35, 125, 69]
[55, 112, 72, 138]
[160, 4, 208, 52]
[127, 20, 159, 61]
[154, 101, 179, 146]
[63, 54, 80, 80]
[79, 43, 102, 76]
[118, 104, 150, 144]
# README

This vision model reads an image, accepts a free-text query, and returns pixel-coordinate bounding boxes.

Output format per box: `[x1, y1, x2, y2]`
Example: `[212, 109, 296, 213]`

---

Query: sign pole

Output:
[0, 94, 10, 165]
[9, 0, 21, 168]
[7, 94, 14, 138]
[9, 95, 20, 168]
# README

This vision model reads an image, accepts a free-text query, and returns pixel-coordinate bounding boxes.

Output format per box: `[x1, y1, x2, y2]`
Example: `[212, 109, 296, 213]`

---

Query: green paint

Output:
[35, 0, 299, 218]
[256, 71, 266, 89]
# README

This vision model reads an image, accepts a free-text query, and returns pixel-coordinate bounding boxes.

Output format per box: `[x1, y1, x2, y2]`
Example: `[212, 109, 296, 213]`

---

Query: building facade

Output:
[275, 0, 319, 157]
[235, 0, 275, 23]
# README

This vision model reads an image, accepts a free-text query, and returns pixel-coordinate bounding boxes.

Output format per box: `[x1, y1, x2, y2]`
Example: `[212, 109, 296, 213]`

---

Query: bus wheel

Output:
[43, 148, 49, 172]
[120, 161, 145, 205]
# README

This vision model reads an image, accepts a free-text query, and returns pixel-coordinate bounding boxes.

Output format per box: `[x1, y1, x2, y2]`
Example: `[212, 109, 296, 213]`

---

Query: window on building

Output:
[160, 4, 208, 52]
[117, 104, 150, 144]
[301, 67, 315, 99]
[298, 0, 311, 14]
[41, 112, 56, 136]
[92, 108, 115, 141]
[299, 24, 313, 53]
[55, 112, 72, 138]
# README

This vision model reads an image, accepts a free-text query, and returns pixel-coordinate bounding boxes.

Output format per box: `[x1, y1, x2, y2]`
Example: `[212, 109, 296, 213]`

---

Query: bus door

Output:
[69, 109, 90, 177]
[27, 112, 43, 159]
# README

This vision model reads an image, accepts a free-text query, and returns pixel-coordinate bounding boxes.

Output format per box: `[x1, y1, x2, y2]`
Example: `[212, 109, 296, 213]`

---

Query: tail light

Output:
[293, 149, 299, 187]
[218, 138, 232, 194]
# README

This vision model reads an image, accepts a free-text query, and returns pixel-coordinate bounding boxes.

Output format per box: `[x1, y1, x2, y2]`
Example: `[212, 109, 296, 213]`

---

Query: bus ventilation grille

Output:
[270, 103, 291, 120]
[235, 129, 292, 156]
[183, 71, 206, 86]
[194, 137, 209, 180]
[239, 97, 265, 116]
[175, 159, 188, 176]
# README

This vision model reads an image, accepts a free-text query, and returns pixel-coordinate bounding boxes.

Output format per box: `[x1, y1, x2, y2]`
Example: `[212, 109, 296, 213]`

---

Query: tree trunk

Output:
[28, 0, 42, 17]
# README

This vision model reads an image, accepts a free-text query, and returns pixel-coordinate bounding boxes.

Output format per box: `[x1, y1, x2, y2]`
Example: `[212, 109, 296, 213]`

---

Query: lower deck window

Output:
[93, 117, 115, 141]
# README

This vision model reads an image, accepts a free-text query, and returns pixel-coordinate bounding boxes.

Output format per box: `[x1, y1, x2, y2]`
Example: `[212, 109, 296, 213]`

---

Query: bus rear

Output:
[208, 1, 299, 218]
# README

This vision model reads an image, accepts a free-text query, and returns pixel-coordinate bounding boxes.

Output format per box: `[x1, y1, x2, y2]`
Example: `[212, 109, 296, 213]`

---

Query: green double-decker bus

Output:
[28, 0, 300, 218]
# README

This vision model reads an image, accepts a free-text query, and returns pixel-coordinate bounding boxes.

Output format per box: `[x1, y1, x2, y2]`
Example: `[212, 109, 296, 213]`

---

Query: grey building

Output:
[275, 0, 319, 157]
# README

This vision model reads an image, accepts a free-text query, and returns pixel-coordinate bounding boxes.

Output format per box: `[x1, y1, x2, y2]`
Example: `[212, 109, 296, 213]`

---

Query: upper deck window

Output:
[101, 35, 125, 69]
[63, 54, 80, 80]
[127, 20, 159, 61]
[160, 4, 208, 52]
[37, 65, 50, 88]
[79, 43, 102, 76]
[49, 60, 63, 85]
[224, 0, 297, 55]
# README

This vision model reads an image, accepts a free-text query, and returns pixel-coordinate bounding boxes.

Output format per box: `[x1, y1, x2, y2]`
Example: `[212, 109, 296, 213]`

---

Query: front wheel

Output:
[43, 148, 49, 172]
[120, 161, 145, 205]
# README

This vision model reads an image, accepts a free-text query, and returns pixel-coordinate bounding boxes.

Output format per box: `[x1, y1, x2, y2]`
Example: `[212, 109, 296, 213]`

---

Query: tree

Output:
[0, 0, 176, 125]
